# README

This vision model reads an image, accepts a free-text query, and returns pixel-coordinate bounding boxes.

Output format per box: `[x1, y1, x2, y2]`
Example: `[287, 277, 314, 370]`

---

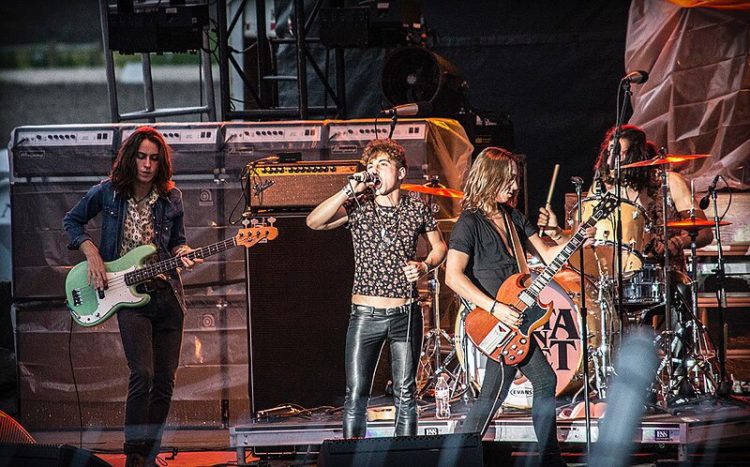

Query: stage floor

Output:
[28, 396, 750, 465]
[230, 397, 750, 464]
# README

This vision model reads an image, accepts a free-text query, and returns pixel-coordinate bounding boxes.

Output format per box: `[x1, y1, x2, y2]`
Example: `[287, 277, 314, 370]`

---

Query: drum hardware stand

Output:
[595, 277, 618, 388]
[416, 185, 463, 402]
[416, 264, 462, 401]
[653, 152, 675, 403]
[680, 200, 721, 397]
[458, 296, 479, 404]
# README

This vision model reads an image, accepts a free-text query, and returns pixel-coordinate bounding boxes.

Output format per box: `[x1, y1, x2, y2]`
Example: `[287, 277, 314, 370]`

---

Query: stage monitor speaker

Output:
[245, 214, 354, 414]
[317, 433, 483, 467]
[0, 411, 35, 444]
[0, 443, 111, 467]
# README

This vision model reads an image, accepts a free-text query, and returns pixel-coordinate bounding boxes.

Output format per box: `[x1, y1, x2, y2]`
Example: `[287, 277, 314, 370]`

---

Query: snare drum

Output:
[622, 262, 664, 305]
[568, 196, 649, 278]
[455, 268, 618, 408]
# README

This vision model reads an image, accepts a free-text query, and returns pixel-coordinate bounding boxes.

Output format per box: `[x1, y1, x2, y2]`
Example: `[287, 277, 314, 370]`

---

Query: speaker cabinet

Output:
[11, 181, 102, 299]
[10, 178, 247, 299]
[318, 433, 483, 467]
[14, 297, 249, 430]
[10, 126, 116, 179]
[245, 214, 354, 414]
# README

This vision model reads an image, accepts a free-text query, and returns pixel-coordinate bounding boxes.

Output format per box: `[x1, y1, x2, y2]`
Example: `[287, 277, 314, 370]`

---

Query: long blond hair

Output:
[462, 147, 519, 214]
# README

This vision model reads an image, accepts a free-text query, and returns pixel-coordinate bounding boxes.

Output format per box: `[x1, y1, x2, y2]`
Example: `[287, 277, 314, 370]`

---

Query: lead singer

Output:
[307, 138, 446, 437]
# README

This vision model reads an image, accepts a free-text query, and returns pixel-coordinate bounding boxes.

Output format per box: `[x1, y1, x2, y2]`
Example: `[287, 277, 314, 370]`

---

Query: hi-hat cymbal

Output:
[401, 183, 464, 199]
[656, 218, 731, 232]
[620, 154, 710, 169]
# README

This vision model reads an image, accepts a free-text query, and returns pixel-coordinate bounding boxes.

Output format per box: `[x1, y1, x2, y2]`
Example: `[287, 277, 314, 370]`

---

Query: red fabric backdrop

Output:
[626, 0, 750, 191]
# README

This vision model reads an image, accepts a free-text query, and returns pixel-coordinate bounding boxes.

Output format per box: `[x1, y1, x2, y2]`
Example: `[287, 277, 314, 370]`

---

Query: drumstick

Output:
[540, 164, 560, 237]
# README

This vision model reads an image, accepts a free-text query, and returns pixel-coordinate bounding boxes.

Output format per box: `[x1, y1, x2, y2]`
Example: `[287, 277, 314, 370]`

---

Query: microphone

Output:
[698, 175, 720, 210]
[571, 176, 584, 187]
[621, 70, 649, 84]
[348, 172, 380, 185]
[381, 102, 433, 117]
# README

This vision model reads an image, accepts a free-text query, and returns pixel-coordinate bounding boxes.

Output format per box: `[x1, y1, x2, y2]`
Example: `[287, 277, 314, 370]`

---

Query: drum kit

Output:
[407, 153, 732, 413]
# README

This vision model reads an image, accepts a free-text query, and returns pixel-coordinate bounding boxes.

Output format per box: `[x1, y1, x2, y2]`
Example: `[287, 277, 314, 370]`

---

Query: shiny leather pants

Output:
[343, 303, 422, 438]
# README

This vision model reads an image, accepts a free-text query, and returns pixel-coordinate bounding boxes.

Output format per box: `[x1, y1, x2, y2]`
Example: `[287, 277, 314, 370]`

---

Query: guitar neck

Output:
[524, 218, 596, 301]
[124, 237, 239, 285]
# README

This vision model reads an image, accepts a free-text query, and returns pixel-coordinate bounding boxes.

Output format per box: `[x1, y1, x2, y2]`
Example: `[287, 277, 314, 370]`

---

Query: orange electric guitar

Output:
[463, 193, 617, 366]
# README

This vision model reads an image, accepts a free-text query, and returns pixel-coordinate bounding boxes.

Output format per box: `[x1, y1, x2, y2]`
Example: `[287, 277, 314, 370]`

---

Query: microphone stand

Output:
[388, 113, 398, 139]
[610, 80, 630, 355]
[710, 182, 729, 388]
[573, 177, 592, 454]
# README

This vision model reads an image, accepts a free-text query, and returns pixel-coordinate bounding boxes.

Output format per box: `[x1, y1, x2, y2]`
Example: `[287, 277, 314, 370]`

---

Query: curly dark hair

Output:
[594, 125, 657, 192]
[361, 138, 407, 169]
[110, 126, 174, 198]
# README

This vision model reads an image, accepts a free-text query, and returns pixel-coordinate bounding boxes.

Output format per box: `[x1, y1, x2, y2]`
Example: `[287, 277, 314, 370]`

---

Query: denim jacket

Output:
[63, 179, 187, 311]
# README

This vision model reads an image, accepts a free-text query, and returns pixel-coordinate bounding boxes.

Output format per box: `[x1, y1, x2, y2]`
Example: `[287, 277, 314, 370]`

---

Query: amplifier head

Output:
[246, 159, 362, 212]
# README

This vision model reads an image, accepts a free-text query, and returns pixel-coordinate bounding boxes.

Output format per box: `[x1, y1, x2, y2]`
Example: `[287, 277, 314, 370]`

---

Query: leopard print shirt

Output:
[119, 189, 159, 264]
[344, 193, 437, 298]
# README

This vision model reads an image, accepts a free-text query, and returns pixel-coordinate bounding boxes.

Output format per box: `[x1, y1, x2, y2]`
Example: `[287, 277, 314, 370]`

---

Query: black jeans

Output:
[117, 283, 184, 459]
[343, 302, 422, 438]
[460, 343, 565, 466]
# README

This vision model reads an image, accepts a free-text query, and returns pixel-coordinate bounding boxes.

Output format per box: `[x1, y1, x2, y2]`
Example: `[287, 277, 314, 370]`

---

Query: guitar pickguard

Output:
[69, 266, 147, 325]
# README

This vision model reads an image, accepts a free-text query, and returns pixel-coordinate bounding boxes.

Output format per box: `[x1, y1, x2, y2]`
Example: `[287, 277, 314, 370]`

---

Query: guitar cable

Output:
[68, 315, 85, 448]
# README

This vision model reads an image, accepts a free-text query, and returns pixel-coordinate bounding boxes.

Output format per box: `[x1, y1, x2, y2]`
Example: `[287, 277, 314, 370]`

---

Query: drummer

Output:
[538, 124, 713, 273]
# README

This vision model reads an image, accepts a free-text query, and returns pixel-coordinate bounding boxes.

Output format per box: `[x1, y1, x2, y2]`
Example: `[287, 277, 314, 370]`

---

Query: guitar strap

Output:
[501, 206, 529, 275]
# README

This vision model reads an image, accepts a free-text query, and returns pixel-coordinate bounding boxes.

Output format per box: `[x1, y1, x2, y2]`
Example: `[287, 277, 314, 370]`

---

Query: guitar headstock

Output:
[235, 226, 279, 248]
[591, 192, 618, 221]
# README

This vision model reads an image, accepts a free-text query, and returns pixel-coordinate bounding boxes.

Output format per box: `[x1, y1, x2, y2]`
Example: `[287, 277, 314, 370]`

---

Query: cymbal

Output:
[656, 218, 731, 232]
[401, 183, 464, 199]
[620, 154, 710, 169]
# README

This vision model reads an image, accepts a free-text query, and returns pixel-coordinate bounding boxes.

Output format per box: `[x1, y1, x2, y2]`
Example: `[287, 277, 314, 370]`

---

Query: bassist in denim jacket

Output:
[63, 126, 201, 467]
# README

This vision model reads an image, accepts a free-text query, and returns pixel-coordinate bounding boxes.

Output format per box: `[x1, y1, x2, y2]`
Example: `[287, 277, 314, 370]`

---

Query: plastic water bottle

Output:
[435, 374, 451, 419]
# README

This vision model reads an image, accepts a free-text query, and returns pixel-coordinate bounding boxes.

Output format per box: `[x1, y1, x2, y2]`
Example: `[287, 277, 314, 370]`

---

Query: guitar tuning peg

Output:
[250, 218, 259, 226]
[267, 216, 276, 227]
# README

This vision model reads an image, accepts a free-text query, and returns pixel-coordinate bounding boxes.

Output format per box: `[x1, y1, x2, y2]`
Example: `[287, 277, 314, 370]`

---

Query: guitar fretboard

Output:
[124, 237, 239, 286]
[523, 198, 613, 302]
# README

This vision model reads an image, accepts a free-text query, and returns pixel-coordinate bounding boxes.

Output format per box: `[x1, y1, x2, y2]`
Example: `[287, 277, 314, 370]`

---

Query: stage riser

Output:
[14, 298, 249, 430]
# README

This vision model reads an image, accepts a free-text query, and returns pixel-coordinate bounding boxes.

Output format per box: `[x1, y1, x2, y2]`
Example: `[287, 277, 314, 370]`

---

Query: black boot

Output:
[124, 441, 149, 467]
[124, 452, 146, 467]
[143, 439, 161, 467]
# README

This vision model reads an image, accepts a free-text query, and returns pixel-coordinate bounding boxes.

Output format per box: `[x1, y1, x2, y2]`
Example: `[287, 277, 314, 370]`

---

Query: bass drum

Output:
[455, 268, 618, 408]
[567, 196, 649, 279]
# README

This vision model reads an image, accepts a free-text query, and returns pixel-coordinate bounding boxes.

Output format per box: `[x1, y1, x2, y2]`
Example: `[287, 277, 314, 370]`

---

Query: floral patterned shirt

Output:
[344, 193, 437, 298]
[119, 189, 160, 264]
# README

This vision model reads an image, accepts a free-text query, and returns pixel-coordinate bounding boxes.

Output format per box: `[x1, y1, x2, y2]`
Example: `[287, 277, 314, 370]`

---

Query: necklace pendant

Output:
[381, 227, 393, 247]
